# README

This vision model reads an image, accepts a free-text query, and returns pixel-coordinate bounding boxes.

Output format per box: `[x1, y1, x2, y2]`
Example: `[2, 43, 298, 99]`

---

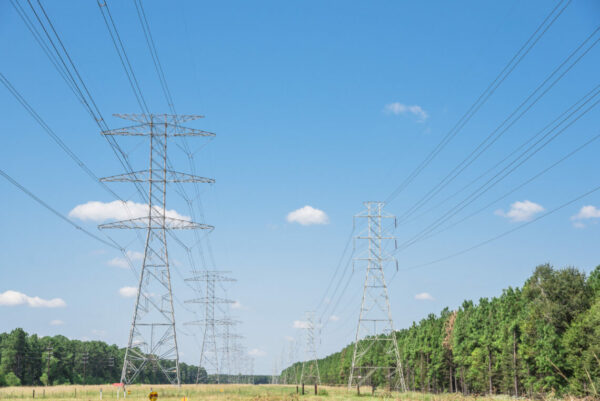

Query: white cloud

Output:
[286, 206, 329, 226]
[248, 348, 266, 357]
[50, 320, 64, 326]
[118, 286, 138, 298]
[384, 102, 429, 122]
[329, 315, 340, 322]
[494, 200, 544, 222]
[231, 301, 243, 309]
[91, 329, 107, 338]
[571, 205, 600, 228]
[69, 200, 189, 222]
[108, 251, 144, 269]
[293, 320, 311, 329]
[0, 290, 66, 308]
[415, 292, 435, 301]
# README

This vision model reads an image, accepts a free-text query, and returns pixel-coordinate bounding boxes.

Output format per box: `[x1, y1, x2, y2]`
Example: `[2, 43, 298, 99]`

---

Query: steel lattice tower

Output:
[185, 270, 236, 383]
[347, 201, 406, 391]
[300, 312, 320, 385]
[99, 114, 215, 386]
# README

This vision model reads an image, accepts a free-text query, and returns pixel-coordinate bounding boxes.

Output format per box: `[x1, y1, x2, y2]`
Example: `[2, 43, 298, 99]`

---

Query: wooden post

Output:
[357, 384, 360, 395]
[32, 389, 35, 398]
[301, 383, 305, 395]
[296, 385, 299, 394]
[314, 383, 317, 395]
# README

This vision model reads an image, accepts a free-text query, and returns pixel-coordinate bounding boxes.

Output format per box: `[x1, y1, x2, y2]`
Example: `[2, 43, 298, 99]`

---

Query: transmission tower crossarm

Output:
[98, 216, 213, 230]
[101, 170, 215, 183]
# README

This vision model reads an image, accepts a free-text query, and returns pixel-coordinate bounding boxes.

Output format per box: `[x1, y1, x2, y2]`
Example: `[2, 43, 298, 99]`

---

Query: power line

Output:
[97, 0, 151, 116]
[0, 72, 121, 201]
[397, 26, 600, 223]
[0, 168, 118, 250]
[396, 84, 600, 253]
[404, 130, 600, 248]
[132, 0, 176, 114]
[314, 228, 354, 312]
[402, 182, 600, 271]
[384, 0, 571, 204]
[15, 0, 149, 203]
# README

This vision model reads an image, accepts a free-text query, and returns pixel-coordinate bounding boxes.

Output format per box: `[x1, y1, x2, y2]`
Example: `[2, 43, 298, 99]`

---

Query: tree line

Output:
[0, 331, 206, 386]
[282, 264, 600, 397]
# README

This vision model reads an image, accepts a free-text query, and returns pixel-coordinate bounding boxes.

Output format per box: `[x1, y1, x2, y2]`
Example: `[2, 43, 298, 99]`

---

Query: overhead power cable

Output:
[0, 169, 119, 250]
[397, 26, 600, 224]
[314, 228, 354, 312]
[396, 84, 600, 253]
[0, 72, 122, 201]
[402, 182, 600, 271]
[384, 0, 571, 204]
[97, 0, 150, 116]
[408, 130, 600, 247]
[15, 0, 148, 203]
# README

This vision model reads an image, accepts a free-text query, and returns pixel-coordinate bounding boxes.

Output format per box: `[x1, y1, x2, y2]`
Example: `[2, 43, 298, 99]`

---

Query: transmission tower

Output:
[220, 330, 243, 383]
[347, 201, 406, 391]
[99, 114, 215, 386]
[185, 270, 236, 383]
[288, 339, 299, 385]
[300, 312, 320, 385]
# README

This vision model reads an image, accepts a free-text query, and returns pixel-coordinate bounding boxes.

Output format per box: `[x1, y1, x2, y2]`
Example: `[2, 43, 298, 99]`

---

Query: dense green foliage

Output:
[0, 331, 205, 386]
[282, 264, 600, 397]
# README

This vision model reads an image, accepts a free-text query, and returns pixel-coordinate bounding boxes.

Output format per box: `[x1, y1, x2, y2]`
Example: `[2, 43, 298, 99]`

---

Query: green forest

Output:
[0, 331, 272, 387]
[283, 264, 600, 397]
[0, 330, 208, 386]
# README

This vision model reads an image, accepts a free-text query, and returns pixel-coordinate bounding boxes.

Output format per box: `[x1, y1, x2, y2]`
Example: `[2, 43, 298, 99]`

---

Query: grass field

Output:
[0, 384, 556, 401]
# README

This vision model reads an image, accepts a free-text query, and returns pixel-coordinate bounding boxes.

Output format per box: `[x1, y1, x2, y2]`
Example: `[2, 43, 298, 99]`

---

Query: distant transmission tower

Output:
[99, 114, 215, 386]
[300, 312, 320, 385]
[219, 323, 243, 383]
[347, 201, 406, 391]
[288, 339, 299, 385]
[185, 270, 236, 383]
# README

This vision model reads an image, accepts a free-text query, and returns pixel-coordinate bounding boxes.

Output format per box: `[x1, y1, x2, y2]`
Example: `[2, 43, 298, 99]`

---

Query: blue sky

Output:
[1, 0, 599, 375]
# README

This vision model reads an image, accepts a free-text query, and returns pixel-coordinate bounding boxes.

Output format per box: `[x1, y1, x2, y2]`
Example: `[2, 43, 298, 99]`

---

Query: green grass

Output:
[0, 384, 576, 401]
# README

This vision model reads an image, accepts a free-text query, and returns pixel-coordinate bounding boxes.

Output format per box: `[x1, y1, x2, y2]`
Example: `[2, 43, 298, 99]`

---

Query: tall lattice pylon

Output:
[185, 270, 236, 383]
[347, 201, 406, 391]
[99, 114, 215, 386]
[300, 312, 320, 385]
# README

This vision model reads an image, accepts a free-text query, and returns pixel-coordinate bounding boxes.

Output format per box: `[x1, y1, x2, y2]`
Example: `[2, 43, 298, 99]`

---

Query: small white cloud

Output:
[231, 301, 243, 309]
[571, 205, 600, 228]
[495, 200, 544, 222]
[108, 251, 144, 269]
[118, 286, 138, 298]
[384, 102, 429, 122]
[286, 206, 329, 226]
[248, 348, 266, 357]
[69, 200, 189, 222]
[293, 320, 311, 329]
[415, 292, 435, 301]
[329, 315, 340, 322]
[91, 329, 107, 338]
[0, 290, 66, 308]
[50, 320, 64, 326]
